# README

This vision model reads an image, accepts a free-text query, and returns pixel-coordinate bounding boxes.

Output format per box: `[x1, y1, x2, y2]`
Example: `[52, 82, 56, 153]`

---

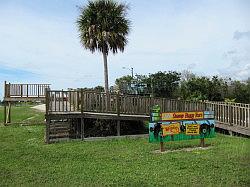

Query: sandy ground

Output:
[153, 146, 212, 154]
[32, 104, 45, 112]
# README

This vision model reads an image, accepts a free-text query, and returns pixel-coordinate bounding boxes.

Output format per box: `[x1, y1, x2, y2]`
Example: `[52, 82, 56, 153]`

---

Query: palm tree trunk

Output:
[102, 51, 110, 111]
[102, 51, 109, 93]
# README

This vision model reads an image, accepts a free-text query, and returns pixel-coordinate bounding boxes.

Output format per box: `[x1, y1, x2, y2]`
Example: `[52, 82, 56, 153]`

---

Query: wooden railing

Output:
[4, 81, 50, 98]
[46, 90, 250, 129]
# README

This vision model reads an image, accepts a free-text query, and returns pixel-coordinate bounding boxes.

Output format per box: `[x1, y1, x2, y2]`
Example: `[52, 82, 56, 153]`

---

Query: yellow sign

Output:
[161, 111, 204, 121]
[162, 123, 180, 136]
[186, 124, 200, 135]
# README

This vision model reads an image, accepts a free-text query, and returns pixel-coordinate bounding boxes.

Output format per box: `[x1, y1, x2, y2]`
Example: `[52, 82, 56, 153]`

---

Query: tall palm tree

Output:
[77, 0, 130, 93]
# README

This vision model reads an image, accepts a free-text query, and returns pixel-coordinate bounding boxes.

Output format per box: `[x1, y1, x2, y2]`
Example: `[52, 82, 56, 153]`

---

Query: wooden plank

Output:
[7, 102, 11, 123]
[116, 92, 121, 116]
[45, 118, 50, 144]
[3, 101, 6, 125]
[62, 90, 65, 112]
[81, 89, 84, 113]
[4, 81, 7, 98]
[27, 84, 29, 97]
[216, 122, 250, 136]
[81, 118, 85, 140]
[117, 120, 121, 136]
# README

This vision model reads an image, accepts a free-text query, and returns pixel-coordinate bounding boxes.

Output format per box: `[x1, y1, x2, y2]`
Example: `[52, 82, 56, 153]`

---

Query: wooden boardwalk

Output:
[44, 90, 250, 143]
[3, 82, 249, 142]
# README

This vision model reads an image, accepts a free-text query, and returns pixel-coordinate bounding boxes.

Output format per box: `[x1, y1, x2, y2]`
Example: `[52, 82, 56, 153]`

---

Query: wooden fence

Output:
[46, 90, 250, 130]
[4, 81, 50, 98]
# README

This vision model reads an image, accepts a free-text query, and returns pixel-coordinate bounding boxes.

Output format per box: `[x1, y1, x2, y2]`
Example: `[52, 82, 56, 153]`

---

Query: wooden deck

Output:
[216, 122, 250, 136]
[3, 82, 249, 142]
[46, 90, 250, 126]
[47, 111, 149, 121]
[3, 82, 50, 124]
[4, 82, 50, 101]
[44, 90, 250, 143]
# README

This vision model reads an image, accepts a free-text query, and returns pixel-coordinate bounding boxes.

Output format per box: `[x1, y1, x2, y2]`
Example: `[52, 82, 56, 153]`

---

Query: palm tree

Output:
[77, 0, 130, 93]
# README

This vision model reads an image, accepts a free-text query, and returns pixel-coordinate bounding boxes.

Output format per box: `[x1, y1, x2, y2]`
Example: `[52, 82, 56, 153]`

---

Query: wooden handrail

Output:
[4, 82, 50, 98]
[44, 90, 250, 129]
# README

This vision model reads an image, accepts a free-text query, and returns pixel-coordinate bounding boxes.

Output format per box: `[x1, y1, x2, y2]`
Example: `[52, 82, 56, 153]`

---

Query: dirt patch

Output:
[153, 146, 212, 154]
[31, 104, 45, 112]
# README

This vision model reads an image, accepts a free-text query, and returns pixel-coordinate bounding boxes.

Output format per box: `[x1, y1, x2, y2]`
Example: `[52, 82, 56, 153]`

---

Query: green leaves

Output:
[147, 71, 181, 98]
[76, 0, 130, 54]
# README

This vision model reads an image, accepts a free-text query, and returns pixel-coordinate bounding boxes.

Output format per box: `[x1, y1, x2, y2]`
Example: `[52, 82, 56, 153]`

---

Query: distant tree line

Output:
[83, 71, 249, 103]
[114, 71, 250, 104]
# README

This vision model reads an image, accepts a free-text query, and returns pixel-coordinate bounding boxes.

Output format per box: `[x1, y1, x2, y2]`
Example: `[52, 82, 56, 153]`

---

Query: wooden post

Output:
[45, 88, 49, 115]
[228, 130, 233, 136]
[77, 90, 80, 111]
[62, 89, 64, 112]
[160, 141, 164, 152]
[7, 102, 11, 123]
[3, 81, 8, 125]
[200, 138, 205, 147]
[4, 81, 7, 98]
[116, 92, 121, 116]
[81, 89, 84, 113]
[27, 84, 29, 97]
[37, 85, 40, 98]
[117, 120, 121, 136]
[106, 92, 110, 112]
[8, 83, 10, 97]
[21, 84, 23, 97]
[229, 105, 233, 126]
[116, 92, 121, 136]
[81, 118, 85, 140]
[3, 101, 6, 125]
[45, 118, 50, 144]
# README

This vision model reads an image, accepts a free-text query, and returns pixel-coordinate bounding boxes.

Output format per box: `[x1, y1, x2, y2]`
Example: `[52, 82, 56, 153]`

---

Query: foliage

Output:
[224, 98, 236, 103]
[115, 71, 181, 97]
[115, 71, 250, 103]
[115, 75, 133, 94]
[81, 86, 104, 92]
[227, 80, 250, 103]
[147, 71, 181, 98]
[179, 76, 228, 101]
[93, 85, 105, 92]
[116, 74, 149, 95]
[0, 125, 249, 186]
[77, 0, 130, 54]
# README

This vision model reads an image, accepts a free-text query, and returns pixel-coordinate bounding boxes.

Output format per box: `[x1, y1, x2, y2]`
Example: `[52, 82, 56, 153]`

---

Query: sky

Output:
[0, 0, 250, 99]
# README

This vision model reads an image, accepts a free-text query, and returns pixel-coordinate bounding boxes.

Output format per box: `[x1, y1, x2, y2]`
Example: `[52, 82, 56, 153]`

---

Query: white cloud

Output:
[0, 0, 250, 96]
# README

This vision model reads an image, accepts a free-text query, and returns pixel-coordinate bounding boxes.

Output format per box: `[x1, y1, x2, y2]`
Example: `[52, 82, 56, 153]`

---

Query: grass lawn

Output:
[0, 104, 45, 124]
[0, 105, 249, 186]
[0, 122, 249, 186]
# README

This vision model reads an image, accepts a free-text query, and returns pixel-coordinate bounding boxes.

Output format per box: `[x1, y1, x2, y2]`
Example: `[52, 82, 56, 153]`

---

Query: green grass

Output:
[0, 106, 249, 186]
[0, 105, 45, 124]
[0, 123, 249, 186]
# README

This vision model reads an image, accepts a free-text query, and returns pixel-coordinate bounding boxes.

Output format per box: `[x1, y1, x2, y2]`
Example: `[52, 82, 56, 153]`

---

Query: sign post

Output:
[200, 138, 205, 147]
[160, 141, 164, 152]
[149, 107, 215, 151]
